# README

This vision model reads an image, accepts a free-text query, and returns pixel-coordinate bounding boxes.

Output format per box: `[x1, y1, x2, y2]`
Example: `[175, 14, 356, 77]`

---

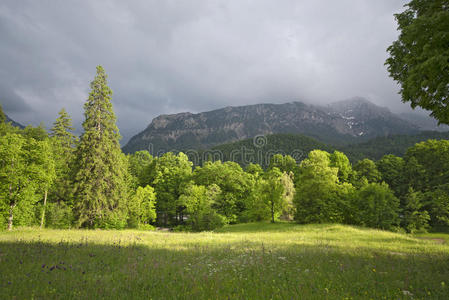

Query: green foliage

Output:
[51, 108, 77, 147]
[352, 183, 400, 230]
[280, 172, 296, 220]
[127, 151, 153, 188]
[245, 168, 290, 223]
[22, 123, 48, 141]
[329, 151, 352, 183]
[245, 163, 264, 176]
[386, 0, 449, 124]
[44, 202, 74, 229]
[128, 185, 156, 228]
[0, 118, 18, 137]
[340, 131, 449, 161]
[149, 152, 192, 226]
[421, 184, 449, 227]
[294, 150, 349, 223]
[210, 133, 334, 168]
[0, 103, 5, 124]
[95, 210, 128, 230]
[193, 161, 253, 223]
[376, 155, 407, 198]
[0, 133, 55, 229]
[49, 109, 77, 206]
[268, 154, 299, 179]
[404, 139, 449, 192]
[178, 183, 225, 231]
[262, 168, 289, 223]
[72, 66, 130, 228]
[353, 159, 381, 185]
[403, 189, 430, 233]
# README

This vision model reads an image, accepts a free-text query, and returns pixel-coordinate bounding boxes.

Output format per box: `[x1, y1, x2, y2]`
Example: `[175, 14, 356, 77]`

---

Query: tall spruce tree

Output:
[73, 66, 129, 228]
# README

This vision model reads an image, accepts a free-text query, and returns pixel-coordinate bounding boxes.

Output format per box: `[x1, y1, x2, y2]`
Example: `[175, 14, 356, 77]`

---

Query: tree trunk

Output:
[40, 190, 48, 229]
[271, 202, 275, 223]
[8, 183, 15, 231]
[8, 204, 14, 231]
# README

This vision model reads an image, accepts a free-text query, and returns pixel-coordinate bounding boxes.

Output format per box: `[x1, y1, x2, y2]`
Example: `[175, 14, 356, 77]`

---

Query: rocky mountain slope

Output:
[123, 97, 420, 154]
[5, 114, 24, 128]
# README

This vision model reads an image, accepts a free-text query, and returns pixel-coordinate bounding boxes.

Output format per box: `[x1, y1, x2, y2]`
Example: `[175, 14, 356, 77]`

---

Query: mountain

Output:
[123, 97, 419, 154]
[5, 114, 24, 128]
[398, 112, 449, 132]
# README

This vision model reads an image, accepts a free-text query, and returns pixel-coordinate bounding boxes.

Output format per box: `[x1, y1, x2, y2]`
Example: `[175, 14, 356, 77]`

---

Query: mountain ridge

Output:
[123, 98, 420, 154]
[5, 114, 24, 128]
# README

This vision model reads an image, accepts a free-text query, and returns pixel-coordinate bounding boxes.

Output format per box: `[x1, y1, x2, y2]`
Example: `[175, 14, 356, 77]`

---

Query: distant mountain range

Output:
[123, 97, 440, 154]
[5, 114, 24, 128]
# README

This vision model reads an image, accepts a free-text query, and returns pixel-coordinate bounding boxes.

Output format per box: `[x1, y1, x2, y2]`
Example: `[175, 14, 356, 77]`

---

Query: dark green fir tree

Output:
[73, 66, 129, 228]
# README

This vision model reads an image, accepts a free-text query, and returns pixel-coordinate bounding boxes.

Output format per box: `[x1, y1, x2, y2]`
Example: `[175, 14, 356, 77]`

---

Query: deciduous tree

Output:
[386, 0, 449, 124]
[149, 152, 192, 226]
[128, 185, 156, 228]
[294, 150, 346, 223]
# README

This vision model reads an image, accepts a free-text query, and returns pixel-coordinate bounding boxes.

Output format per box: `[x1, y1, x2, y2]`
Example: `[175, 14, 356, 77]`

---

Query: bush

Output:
[138, 223, 155, 231]
[189, 211, 227, 232]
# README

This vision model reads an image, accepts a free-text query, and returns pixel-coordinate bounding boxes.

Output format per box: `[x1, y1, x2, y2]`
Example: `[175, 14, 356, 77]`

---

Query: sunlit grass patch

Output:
[1, 223, 448, 299]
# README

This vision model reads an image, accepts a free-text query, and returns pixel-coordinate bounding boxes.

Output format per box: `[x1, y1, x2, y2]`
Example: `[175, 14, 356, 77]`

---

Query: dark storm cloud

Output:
[0, 0, 409, 142]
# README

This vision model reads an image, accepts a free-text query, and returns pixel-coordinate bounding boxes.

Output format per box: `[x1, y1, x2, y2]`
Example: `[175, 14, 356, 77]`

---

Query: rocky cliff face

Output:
[123, 98, 419, 154]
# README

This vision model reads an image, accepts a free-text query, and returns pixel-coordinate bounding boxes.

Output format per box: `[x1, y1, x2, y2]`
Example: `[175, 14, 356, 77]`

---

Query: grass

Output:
[0, 223, 448, 299]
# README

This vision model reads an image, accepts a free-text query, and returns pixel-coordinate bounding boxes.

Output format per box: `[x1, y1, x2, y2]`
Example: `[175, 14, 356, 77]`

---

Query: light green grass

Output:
[0, 223, 448, 299]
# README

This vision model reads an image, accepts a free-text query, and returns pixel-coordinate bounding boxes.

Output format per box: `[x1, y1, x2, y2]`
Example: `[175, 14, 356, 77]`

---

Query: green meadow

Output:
[0, 223, 448, 299]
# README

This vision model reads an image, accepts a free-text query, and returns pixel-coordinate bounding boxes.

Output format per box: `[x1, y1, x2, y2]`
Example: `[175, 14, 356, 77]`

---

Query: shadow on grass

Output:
[1, 239, 448, 299]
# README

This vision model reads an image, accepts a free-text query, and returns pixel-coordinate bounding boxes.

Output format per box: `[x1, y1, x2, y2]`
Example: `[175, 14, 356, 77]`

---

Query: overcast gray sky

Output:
[1, 0, 413, 143]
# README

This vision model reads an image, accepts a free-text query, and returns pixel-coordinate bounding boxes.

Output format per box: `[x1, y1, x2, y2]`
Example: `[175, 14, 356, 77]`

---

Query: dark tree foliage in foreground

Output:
[386, 0, 449, 124]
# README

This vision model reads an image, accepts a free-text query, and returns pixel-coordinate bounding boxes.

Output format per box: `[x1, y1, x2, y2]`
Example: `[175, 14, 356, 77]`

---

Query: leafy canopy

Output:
[386, 0, 449, 124]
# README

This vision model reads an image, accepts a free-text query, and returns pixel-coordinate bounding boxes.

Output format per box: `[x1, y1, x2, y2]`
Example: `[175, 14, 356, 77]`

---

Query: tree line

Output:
[1, 66, 448, 232]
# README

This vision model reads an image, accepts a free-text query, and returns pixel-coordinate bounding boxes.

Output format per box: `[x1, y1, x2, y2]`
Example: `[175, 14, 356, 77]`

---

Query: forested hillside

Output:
[202, 131, 449, 166]
[340, 131, 449, 161]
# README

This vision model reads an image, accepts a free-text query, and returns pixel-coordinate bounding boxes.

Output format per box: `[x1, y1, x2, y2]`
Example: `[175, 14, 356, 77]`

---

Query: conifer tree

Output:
[0, 103, 6, 124]
[45, 109, 78, 225]
[73, 66, 129, 228]
[51, 108, 77, 149]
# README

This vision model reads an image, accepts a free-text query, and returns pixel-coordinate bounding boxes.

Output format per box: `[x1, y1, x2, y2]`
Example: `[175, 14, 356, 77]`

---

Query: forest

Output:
[1, 66, 448, 233]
